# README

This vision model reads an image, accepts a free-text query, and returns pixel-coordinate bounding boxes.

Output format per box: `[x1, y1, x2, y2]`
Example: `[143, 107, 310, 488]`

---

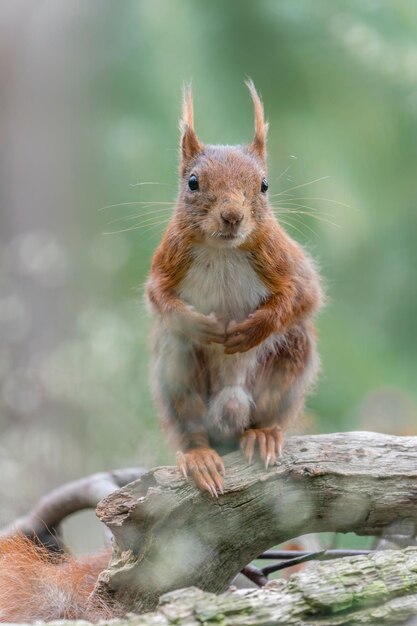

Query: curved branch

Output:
[2, 468, 145, 551]
[93, 432, 417, 612]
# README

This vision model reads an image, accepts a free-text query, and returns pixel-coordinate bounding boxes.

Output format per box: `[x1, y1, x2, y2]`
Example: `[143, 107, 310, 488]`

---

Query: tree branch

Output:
[93, 432, 417, 613]
[2, 468, 145, 551]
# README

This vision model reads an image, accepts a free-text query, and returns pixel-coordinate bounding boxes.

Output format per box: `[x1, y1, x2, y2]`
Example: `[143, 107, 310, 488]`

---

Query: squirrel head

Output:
[177, 81, 270, 248]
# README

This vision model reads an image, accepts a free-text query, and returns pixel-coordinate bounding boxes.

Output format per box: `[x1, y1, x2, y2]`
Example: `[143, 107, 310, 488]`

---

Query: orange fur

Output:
[147, 224, 194, 313]
[0, 535, 117, 622]
[236, 219, 323, 345]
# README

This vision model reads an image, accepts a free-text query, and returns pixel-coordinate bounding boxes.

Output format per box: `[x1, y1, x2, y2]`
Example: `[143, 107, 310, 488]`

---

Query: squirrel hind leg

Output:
[240, 323, 320, 470]
[208, 385, 253, 437]
[251, 323, 319, 432]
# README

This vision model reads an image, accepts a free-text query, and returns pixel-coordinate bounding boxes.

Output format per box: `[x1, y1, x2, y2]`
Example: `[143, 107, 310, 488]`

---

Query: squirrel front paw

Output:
[240, 426, 284, 468]
[176, 447, 225, 497]
[224, 311, 273, 354]
[173, 308, 226, 346]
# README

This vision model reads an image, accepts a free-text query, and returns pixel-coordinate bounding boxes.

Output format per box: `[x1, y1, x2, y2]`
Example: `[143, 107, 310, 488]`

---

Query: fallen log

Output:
[93, 431, 417, 613]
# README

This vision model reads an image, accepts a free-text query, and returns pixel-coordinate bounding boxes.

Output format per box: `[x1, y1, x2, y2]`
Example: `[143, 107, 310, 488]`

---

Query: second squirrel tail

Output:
[0, 534, 116, 623]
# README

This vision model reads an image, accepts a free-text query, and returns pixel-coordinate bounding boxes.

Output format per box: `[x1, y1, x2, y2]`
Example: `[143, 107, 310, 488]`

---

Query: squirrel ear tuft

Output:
[180, 83, 202, 174]
[246, 79, 268, 161]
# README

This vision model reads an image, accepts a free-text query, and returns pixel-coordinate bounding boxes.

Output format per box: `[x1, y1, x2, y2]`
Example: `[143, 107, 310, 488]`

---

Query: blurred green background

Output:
[1, 0, 416, 550]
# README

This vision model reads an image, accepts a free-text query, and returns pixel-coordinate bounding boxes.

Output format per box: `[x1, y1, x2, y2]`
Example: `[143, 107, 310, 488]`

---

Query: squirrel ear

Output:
[246, 79, 268, 161]
[180, 84, 202, 174]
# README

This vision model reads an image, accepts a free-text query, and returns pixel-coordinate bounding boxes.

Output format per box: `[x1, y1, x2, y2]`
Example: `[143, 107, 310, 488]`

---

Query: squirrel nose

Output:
[221, 211, 243, 226]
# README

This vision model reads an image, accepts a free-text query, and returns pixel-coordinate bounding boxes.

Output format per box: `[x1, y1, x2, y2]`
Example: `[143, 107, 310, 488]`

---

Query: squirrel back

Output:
[0, 534, 116, 622]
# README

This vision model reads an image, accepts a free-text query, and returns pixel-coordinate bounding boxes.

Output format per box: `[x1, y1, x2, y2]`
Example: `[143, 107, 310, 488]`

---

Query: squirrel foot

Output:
[240, 426, 284, 468]
[176, 447, 225, 497]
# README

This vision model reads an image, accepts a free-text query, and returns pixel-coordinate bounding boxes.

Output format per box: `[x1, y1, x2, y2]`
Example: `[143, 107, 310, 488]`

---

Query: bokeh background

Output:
[1, 0, 417, 551]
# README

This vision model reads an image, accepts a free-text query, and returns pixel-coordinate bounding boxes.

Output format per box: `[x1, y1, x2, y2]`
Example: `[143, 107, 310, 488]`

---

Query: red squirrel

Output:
[146, 81, 323, 496]
[0, 82, 322, 622]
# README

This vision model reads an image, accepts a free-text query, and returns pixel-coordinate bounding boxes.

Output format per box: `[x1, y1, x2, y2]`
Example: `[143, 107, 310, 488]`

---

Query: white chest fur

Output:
[179, 245, 270, 322]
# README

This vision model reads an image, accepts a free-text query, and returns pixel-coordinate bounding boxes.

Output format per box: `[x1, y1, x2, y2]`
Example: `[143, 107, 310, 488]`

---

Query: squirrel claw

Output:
[210, 486, 219, 499]
[176, 447, 225, 497]
[176, 451, 189, 479]
[240, 426, 284, 468]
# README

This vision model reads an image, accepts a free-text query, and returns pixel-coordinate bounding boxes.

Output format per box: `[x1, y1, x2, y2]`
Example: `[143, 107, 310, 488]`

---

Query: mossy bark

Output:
[33, 548, 417, 625]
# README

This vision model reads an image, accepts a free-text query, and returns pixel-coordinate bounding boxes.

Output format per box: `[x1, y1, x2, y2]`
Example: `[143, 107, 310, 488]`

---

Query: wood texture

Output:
[93, 432, 417, 613]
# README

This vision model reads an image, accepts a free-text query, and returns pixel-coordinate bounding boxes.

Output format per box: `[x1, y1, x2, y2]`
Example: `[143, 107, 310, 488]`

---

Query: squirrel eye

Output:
[261, 178, 268, 193]
[188, 174, 199, 191]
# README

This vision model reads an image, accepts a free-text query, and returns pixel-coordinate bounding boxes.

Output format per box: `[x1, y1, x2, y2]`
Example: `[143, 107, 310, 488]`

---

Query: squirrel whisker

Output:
[270, 175, 331, 197]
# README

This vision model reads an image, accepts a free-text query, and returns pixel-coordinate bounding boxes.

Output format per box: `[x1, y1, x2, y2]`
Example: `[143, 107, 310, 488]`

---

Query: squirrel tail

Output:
[0, 534, 117, 622]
